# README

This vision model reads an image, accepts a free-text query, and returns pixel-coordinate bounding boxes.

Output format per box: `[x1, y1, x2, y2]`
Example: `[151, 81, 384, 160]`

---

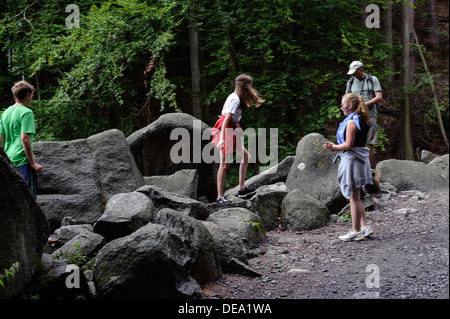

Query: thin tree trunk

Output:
[34, 73, 41, 101]
[426, 0, 440, 50]
[361, 0, 368, 26]
[189, 19, 202, 120]
[414, 30, 449, 151]
[384, 1, 394, 84]
[409, 1, 416, 75]
[401, 0, 414, 160]
[216, 0, 239, 75]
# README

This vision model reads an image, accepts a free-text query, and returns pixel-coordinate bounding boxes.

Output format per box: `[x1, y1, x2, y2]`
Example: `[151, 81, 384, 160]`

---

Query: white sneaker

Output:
[361, 225, 374, 237]
[339, 230, 365, 242]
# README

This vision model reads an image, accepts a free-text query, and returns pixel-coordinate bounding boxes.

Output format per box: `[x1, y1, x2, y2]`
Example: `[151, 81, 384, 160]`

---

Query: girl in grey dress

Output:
[323, 93, 374, 241]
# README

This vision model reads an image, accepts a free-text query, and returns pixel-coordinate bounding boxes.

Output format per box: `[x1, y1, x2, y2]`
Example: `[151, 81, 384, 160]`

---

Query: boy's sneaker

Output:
[339, 230, 365, 242]
[237, 187, 257, 199]
[215, 197, 231, 204]
[361, 225, 374, 237]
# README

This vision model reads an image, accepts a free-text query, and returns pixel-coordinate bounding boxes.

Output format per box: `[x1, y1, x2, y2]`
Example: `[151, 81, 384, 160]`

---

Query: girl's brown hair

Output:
[234, 74, 265, 109]
[343, 93, 370, 123]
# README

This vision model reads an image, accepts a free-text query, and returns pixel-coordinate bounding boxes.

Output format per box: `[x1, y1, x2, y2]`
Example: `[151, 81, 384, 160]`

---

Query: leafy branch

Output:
[244, 219, 261, 232]
[0, 262, 20, 288]
[53, 243, 96, 269]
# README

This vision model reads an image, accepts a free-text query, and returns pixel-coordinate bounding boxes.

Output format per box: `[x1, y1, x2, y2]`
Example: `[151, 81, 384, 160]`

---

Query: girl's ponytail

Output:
[356, 95, 370, 123]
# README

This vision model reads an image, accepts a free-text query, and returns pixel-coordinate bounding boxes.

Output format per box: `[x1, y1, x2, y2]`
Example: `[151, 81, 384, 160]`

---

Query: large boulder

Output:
[144, 169, 199, 199]
[94, 192, 156, 241]
[93, 223, 201, 299]
[51, 224, 94, 249]
[86, 129, 144, 202]
[208, 196, 255, 213]
[155, 209, 222, 284]
[38, 194, 102, 232]
[20, 254, 91, 299]
[420, 150, 439, 164]
[251, 182, 289, 231]
[52, 231, 106, 262]
[376, 158, 448, 191]
[137, 184, 211, 220]
[34, 139, 103, 230]
[286, 133, 346, 214]
[428, 154, 449, 182]
[34, 139, 101, 195]
[207, 208, 266, 249]
[33, 129, 144, 230]
[127, 113, 217, 202]
[0, 149, 50, 298]
[281, 189, 330, 231]
[225, 156, 294, 198]
[201, 221, 248, 270]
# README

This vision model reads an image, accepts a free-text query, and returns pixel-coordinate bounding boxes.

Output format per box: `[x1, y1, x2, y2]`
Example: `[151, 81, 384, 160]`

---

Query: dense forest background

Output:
[1, 0, 448, 175]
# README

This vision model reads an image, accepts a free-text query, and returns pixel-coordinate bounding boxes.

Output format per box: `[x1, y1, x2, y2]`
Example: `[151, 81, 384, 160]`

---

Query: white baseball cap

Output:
[347, 61, 364, 75]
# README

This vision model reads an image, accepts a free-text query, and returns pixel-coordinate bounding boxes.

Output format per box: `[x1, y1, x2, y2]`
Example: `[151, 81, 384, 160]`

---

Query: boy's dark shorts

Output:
[17, 164, 37, 198]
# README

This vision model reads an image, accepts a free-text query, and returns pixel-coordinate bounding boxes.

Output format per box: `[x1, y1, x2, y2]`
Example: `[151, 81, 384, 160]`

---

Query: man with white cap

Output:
[345, 61, 383, 167]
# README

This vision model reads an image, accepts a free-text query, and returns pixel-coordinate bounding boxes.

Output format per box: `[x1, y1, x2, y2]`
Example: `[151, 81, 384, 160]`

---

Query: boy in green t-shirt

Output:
[0, 80, 42, 198]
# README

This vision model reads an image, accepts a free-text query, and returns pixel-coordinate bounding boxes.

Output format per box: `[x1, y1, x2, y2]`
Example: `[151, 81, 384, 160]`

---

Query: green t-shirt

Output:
[0, 105, 36, 167]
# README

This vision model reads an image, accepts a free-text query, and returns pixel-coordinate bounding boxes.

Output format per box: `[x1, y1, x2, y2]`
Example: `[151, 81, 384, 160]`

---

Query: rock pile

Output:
[2, 112, 448, 299]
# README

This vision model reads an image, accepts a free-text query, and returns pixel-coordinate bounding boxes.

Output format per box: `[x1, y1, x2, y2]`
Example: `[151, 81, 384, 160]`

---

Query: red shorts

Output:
[211, 115, 244, 157]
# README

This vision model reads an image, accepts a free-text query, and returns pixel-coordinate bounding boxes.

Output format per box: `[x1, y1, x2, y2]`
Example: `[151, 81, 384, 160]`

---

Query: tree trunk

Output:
[400, 0, 415, 160]
[225, 32, 239, 75]
[426, 0, 440, 51]
[360, 0, 368, 26]
[409, 1, 416, 75]
[216, 0, 239, 75]
[414, 30, 449, 151]
[189, 19, 202, 120]
[8, 49, 13, 73]
[384, 1, 394, 84]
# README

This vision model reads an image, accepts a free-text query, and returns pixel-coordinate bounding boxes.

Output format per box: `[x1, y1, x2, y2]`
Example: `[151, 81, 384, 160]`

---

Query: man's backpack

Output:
[348, 74, 386, 100]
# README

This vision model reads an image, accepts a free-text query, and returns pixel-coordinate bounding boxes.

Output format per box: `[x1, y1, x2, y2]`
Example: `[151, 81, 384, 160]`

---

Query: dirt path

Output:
[201, 188, 449, 299]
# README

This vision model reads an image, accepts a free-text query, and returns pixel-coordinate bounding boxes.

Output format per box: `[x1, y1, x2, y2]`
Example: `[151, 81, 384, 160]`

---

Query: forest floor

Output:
[201, 188, 449, 300]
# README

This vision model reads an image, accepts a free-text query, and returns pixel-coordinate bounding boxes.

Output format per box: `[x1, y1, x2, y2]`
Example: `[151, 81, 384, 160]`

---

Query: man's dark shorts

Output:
[366, 116, 377, 145]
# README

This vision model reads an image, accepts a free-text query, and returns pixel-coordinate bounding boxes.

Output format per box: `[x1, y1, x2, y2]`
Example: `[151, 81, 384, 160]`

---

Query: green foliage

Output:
[244, 219, 261, 232]
[180, 0, 392, 158]
[339, 211, 352, 223]
[1, 0, 185, 140]
[375, 125, 390, 152]
[2, 0, 444, 160]
[53, 242, 96, 268]
[0, 0, 389, 143]
[0, 262, 19, 288]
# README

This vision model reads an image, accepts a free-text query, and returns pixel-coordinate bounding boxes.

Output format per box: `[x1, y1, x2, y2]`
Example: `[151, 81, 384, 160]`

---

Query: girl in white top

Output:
[211, 74, 265, 204]
[221, 92, 242, 124]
